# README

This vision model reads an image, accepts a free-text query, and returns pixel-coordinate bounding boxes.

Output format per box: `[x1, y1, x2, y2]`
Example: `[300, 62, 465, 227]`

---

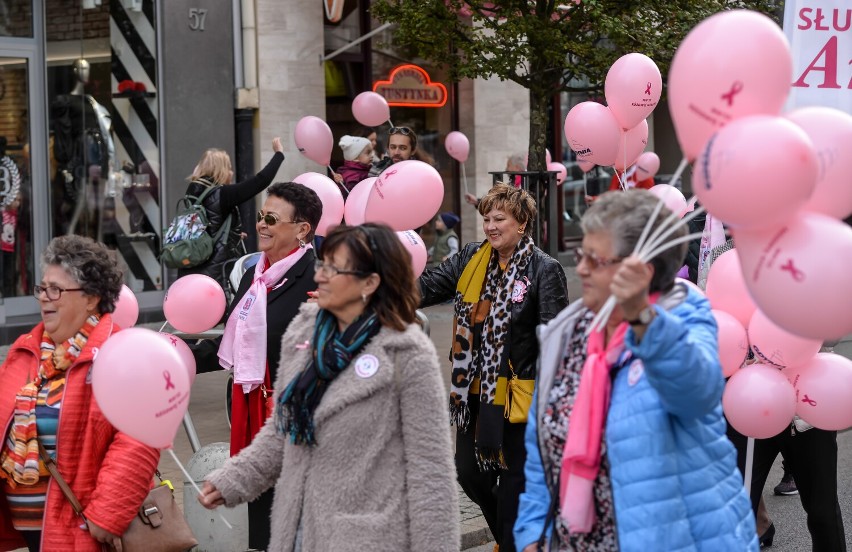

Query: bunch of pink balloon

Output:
[565, 52, 660, 171]
[363, 160, 444, 231]
[293, 172, 345, 236]
[352, 92, 390, 127]
[92, 328, 192, 448]
[294, 116, 334, 166]
[163, 274, 227, 334]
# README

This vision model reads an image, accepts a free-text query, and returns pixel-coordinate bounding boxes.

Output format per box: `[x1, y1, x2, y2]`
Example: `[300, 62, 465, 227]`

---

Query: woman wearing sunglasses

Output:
[514, 190, 755, 551]
[190, 181, 322, 551]
[199, 223, 460, 551]
[178, 137, 286, 291]
[419, 183, 570, 552]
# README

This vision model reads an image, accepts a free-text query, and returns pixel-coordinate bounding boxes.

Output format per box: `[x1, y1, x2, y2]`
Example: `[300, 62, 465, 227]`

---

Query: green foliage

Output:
[371, 0, 782, 96]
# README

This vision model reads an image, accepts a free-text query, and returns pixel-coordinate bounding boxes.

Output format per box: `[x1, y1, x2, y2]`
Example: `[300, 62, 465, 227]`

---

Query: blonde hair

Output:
[188, 148, 232, 184]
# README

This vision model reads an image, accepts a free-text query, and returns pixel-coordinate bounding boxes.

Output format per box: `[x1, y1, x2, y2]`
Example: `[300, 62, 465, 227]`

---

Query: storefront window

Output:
[46, 1, 163, 292]
[0, 0, 33, 38]
[0, 58, 33, 299]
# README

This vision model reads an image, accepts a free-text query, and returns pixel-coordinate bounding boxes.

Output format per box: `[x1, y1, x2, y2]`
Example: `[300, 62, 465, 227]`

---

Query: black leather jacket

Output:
[419, 241, 570, 380]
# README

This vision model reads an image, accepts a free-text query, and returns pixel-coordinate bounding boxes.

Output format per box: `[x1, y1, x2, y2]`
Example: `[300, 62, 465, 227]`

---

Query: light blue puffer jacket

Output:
[514, 284, 757, 551]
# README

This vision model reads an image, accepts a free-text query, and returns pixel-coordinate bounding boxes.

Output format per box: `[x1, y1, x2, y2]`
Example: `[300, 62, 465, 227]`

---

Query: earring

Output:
[361, 292, 368, 304]
[299, 238, 306, 248]
[517, 227, 525, 234]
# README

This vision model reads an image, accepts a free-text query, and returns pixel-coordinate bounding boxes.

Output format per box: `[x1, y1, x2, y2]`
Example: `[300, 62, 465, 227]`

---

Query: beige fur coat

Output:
[207, 303, 460, 551]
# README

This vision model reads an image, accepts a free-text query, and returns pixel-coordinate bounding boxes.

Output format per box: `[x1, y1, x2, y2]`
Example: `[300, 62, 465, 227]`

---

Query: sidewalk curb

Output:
[461, 524, 493, 550]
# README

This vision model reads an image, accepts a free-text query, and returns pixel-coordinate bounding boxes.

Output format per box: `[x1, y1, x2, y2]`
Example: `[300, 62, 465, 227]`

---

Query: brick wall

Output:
[1, 1, 33, 37]
[0, 67, 29, 152]
[46, 0, 110, 42]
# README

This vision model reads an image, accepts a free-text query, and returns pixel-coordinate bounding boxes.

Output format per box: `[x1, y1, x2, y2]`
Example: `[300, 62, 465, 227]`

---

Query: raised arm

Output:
[218, 138, 285, 210]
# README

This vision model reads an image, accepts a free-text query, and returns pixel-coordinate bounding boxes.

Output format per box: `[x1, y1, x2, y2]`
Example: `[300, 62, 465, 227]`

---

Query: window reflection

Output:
[0, 0, 33, 38]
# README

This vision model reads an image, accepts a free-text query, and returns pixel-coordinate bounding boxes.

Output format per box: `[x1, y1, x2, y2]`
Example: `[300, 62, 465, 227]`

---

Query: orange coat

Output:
[0, 315, 160, 551]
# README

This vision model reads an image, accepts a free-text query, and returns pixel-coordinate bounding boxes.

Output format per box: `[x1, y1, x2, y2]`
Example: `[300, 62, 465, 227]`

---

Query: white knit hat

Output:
[338, 135, 371, 161]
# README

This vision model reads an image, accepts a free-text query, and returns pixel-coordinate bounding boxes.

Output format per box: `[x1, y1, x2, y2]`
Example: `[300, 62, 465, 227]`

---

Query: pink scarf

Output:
[218, 246, 311, 393]
[558, 320, 628, 534]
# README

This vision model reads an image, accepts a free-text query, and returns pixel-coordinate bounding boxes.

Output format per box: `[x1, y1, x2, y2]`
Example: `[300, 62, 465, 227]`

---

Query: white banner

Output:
[783, 1, 852, 113]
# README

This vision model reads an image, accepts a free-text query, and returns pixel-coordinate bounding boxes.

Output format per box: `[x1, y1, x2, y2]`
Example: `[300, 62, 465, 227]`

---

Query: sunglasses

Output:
[256, 211, 301, 226]
[389, 126, 413, 136]
[574, 248, 623, 271]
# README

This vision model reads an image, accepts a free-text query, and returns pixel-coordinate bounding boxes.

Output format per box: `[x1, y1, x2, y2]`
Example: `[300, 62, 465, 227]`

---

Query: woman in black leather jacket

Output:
[419, 182, 569, 552]
[178, 137, 285, 290]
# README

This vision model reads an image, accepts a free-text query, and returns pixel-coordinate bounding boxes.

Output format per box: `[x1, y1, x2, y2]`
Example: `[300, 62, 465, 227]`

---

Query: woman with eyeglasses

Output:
[0, 235, 160, 551]
[418, 182, 570, 552]
[199, 223, 460, 551]
[178, 137, 286, 291]
[514, 190, 756, 552]
[189, 181, 322, 551]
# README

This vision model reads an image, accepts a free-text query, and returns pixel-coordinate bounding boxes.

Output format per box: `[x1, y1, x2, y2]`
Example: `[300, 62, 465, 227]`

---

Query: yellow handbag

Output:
[504, 362, 535, 423]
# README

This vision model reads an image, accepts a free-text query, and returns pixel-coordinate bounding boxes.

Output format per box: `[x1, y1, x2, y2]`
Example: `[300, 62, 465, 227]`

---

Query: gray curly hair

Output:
[41, 235, 124, 314]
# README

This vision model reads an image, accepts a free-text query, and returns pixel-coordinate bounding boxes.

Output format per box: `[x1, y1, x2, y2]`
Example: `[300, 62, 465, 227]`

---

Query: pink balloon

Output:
[158, 332, 197, 386]
[712, 309, 749, 378]
[668, 10, 793, 161]
[547, 162, 567, 184]
[564, 102, 621, 166]
[613, 119, 648, 171]
[723, 364, 797, 439]
[785, 107, 852, 220]
[344, 177, 375, 226]
[748, 310, 821, 369]
[294, 116, 334, 166]
[648, 184, 687, 217]
[546, 149, 552, 165]
[605, 53, 662, 130]
[734, 212, 852, 340]
[705, 249, 756, 328]
[351, 92, 390, 127]
[163, 275, 226, 334]
[396, 230, 428, 278]
[577, 160, 595, 174]
[92, 328, 190, 448]
[293, 172, 345, 236]
[112, 285, 139, 329]
[364, 160, 444, 231]
[445, 131, 470, 163]
[788, 353, 852, 431]
[693, 115, 817, 229]
[634, 152, 660, 180]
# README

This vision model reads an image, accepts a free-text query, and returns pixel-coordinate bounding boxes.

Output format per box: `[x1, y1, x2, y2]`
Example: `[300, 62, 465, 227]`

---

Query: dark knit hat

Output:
[439, 212, 460, 229]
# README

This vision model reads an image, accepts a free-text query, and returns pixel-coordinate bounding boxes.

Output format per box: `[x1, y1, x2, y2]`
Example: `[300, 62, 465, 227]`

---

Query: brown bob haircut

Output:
[477, 182, 537, 236]
[319, 223, 420, 332]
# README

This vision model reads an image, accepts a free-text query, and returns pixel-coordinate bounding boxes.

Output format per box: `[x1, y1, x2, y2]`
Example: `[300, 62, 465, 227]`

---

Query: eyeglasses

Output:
[389, 127, 413, 136]
[314, 260, 370, 279]
[574, 248, 623, 270]
[256, 211, 301, 226]
[34, 285, 85, 301]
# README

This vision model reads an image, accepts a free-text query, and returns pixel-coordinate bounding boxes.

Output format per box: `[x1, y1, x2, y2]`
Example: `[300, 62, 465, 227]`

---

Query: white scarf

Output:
[218, 246, 312, 393]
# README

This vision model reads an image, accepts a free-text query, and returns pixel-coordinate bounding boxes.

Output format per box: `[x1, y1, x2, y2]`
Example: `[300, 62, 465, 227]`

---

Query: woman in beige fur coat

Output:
[199, 223, 460, 551]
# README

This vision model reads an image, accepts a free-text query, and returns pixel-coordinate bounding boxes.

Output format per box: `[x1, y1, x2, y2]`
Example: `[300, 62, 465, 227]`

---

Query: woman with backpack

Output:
[177, 137, 285, 290]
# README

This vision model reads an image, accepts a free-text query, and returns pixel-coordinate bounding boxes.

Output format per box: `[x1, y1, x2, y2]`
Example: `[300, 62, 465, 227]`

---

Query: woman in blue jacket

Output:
[514, 190, 757, 551]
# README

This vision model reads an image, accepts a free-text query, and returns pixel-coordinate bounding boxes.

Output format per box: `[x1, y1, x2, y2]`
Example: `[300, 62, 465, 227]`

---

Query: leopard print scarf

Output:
[451, 236, 535, 470]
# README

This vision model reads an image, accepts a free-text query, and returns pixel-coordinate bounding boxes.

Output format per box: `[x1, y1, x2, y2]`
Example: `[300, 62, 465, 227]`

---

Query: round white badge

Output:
[354, 354, 380, 378]
[627, 360, 644, 387]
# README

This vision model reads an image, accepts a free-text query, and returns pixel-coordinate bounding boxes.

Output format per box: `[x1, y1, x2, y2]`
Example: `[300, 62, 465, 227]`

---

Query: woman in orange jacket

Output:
[0, 235, 159, 552]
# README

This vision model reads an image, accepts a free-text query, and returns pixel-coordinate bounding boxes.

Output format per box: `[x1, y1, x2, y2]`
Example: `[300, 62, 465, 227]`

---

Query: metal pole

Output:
[743, 436, 755, 492]
[183, 412, 202, 454]
[321, 22, 393, 63]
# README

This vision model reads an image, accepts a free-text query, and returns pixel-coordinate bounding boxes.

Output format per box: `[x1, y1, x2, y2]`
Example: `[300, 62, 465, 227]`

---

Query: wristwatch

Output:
[627, 305, 655, 326]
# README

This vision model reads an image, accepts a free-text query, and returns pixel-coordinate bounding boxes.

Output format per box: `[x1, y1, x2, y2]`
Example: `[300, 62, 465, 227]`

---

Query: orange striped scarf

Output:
[0, 315, 98, 487]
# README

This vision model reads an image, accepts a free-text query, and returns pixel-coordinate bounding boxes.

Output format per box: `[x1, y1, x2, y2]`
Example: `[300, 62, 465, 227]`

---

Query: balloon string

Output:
[327, 165, 349, 198]
[159, 321, 168, 333]
[622, 132, 628, 181]
[613, 167, 626, 190]
[461, 163, 469, 196]
[669, 157, 688, 190]
[166, 448, 234, 529]
[387, 118, 394, 129]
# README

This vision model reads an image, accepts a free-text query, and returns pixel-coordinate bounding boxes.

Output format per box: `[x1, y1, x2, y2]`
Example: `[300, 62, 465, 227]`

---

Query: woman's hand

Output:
[272, 137, 283, 153]
[198, 481, 225, 509]
[610, 254, 653, 320]
[86, 519, 123, 551]
[522, 543, 541, 552]
[332, 172, 344, 185]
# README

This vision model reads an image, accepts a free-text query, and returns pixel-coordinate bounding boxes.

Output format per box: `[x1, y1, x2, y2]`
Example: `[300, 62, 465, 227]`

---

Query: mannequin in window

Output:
[51, 58, 115, 237]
